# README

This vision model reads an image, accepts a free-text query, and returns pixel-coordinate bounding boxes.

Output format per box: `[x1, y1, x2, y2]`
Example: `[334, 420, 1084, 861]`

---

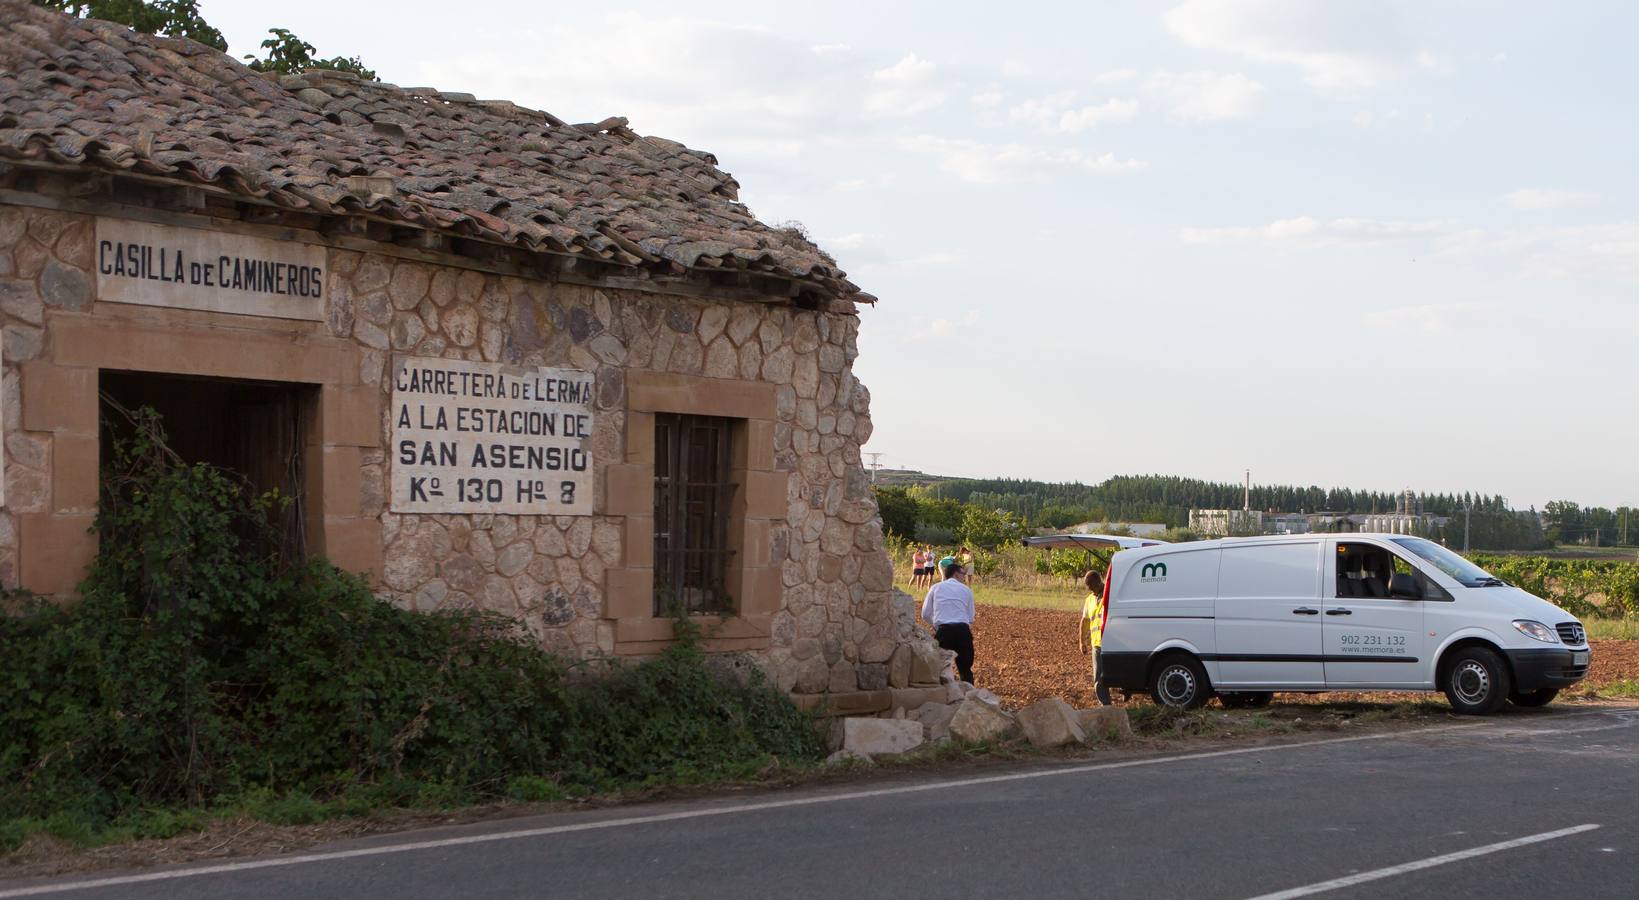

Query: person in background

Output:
[921, 556, 977, 684]
[910, 547, 928, 588]
[957, 545, 976, 585]
[1077, 568, 1112, 706]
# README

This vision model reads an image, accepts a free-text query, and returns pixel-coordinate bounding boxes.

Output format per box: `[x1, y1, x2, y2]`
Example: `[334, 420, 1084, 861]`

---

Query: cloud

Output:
[1185, 214, 1639, 281]
[1363, 302, 1539, 335]
[1008, 92, 1140, 133]
[899, 136, 1147, 184]
[1162, 0, 1424, 92]
[1093, 69, 1140, 85]
[1182, 216, 1448, 247]
[1058, 98, 1142, 131]
[970, 87, 1007, 108]
[819, 234, 957, 274]
[831, 173, 898, 193]
[825, 233, 871, 251]
[1147, 71, 1265, 121]
[873, 253, 963, 274]
[1503, 189, 1600, 211]
[413, 16, 957, 165]
[927, 309, 982, 339]
[1435, 223, 1639, 281]
[415, 15, 861, 157]
[865, 53, 948, 117]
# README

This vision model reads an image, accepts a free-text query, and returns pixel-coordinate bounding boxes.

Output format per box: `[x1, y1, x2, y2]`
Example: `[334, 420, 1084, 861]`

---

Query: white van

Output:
[1037, 533, 1590, 714]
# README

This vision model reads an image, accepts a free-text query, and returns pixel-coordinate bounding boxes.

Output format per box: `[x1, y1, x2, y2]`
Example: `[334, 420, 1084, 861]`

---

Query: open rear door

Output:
[1022, 534, 1170, 552]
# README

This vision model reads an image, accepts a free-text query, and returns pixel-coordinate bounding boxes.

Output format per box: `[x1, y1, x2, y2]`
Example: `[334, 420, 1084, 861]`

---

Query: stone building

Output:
[0, 2, 953, 715]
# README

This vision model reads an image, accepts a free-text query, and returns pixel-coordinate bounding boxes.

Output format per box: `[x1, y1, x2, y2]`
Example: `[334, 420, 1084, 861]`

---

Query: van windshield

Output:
[1388, 537, 1503, 587]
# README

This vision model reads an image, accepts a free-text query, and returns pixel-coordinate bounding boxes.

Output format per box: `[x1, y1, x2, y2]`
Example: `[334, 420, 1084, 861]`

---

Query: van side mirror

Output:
[1388, 573, 1421, 600]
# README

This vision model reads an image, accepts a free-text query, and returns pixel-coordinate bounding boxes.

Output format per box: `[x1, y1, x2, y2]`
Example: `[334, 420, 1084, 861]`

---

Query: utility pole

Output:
[1463, 502, 1472, 554]
[864, 452, 884, 484]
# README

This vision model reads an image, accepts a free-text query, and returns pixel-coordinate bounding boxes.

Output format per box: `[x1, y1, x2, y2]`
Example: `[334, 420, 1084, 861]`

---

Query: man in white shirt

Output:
[920, 556, 977, 684]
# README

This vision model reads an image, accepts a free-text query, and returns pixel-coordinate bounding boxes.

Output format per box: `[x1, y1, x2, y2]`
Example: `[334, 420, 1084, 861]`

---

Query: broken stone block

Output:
[948, 698, 1020, 745]
[1016, 697, 1086, 749]
[909, 643, 944, 685]
[1076, 707, 1135, 742]
[841, 717, 925, 758]
[910, 701, 959, 743]
[969, 687, 1003, 707]
[888, 644, 912, 689]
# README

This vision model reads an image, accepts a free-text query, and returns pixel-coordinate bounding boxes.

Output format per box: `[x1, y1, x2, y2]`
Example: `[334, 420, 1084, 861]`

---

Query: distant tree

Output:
[913, 494, 965, 532]
[1543, 500, 1582, 545]
[957, 506, 1025, 551]
[872, 486, 919, 540]
[34, 2, 378, 81]
[1036, 504, 1087, 529]
[33, 0, 226, 49]
[245, 27, 378, 81]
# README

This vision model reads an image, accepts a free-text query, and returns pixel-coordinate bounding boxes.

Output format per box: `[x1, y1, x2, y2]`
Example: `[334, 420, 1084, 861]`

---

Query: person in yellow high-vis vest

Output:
[1076, 569, 1112, 706]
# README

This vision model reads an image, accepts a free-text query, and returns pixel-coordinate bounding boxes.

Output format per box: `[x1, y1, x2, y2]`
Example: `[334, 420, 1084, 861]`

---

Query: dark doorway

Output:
[99, 371, 316, 561]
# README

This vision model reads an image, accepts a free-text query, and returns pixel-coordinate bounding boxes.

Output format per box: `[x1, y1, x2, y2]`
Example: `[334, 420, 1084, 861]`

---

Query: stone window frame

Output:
[603, 370, 788, 656]
[17, 304, 382, 595]
[652, 411, 738, 617]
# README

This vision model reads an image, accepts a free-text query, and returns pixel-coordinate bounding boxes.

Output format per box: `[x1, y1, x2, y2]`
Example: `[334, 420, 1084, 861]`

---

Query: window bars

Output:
[653, 413, 738, 616]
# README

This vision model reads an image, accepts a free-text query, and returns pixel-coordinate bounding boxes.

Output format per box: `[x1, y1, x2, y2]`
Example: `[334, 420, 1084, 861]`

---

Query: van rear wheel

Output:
[1442, 646, 1511, 715]
[1509, 688, 1558, 708]
[1151, 655, 1211, 710]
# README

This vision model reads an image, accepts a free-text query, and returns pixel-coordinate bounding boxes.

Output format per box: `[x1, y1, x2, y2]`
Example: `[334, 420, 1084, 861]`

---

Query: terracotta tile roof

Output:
[0, 1, 870, 303]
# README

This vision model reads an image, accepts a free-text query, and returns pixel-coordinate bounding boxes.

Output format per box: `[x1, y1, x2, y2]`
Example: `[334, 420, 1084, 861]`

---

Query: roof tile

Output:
[0, 0, 866, 303]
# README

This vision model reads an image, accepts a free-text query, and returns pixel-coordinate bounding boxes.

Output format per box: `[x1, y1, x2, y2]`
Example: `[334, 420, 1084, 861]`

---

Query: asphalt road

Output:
[4, 705, 1637, 900]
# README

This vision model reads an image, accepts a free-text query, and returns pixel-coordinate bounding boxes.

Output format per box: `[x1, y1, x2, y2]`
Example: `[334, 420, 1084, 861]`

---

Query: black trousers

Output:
[935, 623, 975, 684]
[1091, 646, 1112, 706]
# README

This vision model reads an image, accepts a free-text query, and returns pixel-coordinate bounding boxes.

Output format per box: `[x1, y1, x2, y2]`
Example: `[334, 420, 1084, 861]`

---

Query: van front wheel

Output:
[1442, 646, 1511, 715]
[1151, 655, 1211, 710]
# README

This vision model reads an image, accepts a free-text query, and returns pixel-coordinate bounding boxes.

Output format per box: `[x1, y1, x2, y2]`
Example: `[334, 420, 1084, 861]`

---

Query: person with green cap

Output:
[920, 555, 976, 684]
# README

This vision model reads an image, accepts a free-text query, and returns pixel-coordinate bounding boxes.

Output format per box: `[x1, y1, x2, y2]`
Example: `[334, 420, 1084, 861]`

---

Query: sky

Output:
[202, 0, 1639, 509]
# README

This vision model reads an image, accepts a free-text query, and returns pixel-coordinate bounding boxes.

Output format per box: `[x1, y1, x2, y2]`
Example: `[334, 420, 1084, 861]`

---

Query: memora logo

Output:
[1140, 562, 1168, 582]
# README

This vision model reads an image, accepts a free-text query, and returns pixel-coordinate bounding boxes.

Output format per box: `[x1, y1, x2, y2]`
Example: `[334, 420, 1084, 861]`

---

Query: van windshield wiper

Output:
[1470, 577, 1506, 587]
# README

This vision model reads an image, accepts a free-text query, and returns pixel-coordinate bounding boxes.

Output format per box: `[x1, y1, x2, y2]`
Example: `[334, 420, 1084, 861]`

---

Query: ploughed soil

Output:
[971, 605, 1639, 710]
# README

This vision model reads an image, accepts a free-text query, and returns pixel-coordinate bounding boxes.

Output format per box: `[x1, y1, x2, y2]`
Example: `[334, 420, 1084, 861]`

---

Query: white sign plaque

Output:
[95, 217, 326, 321]
[390, 357, 595, 515]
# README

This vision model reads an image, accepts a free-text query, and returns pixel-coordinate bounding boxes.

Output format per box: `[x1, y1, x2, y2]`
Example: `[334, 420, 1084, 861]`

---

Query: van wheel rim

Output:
[1159, 666, 1196, 705]
[1453, 661, 1490, 704]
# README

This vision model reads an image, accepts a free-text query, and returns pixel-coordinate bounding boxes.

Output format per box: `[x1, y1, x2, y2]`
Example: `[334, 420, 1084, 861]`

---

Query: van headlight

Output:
[1512, 620, 1559, 644]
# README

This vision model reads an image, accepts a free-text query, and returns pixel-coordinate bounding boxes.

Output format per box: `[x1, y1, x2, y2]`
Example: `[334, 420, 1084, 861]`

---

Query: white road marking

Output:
[0, 710, 1619, 898]
[1244, 824, 1602, 900]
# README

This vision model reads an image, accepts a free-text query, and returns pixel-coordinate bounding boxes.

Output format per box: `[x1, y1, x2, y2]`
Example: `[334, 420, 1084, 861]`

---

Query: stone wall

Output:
[0, 203, 96, 590]
[0, 200, 917, 707]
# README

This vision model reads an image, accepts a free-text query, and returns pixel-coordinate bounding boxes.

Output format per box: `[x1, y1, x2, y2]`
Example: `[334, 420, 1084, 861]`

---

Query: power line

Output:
[864, 452, 885, 484]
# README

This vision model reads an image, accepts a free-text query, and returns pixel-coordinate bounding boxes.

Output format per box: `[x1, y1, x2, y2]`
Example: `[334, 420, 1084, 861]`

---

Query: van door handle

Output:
[1326, 609, 1352, 616]
[1292, 607, 1319, 615]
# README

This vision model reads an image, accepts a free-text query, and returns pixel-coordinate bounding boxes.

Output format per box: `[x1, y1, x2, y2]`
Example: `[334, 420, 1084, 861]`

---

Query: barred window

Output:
[654, 413, 737, 615]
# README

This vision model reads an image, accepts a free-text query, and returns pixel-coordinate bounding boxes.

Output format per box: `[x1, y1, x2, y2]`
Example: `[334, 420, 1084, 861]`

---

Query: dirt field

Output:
[970, 605, 1639, 710]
